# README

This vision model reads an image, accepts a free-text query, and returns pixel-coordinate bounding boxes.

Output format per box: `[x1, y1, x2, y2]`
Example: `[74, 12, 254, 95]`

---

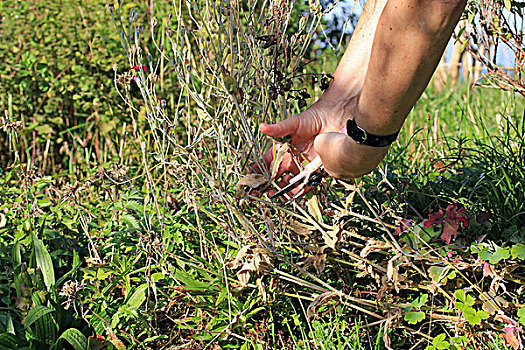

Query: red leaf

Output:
[395, 219, 412, 236]
[423, 209, 444, 227]
[441, 220, 458, 244]
[446, 203, 469, 228]
[501, 326, 522, 350]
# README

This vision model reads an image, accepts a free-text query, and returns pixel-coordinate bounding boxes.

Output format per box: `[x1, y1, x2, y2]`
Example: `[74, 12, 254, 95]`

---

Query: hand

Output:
[259, 96, 389, 195]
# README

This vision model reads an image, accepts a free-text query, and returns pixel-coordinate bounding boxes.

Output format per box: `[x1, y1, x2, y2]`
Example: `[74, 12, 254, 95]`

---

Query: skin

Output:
[260, 0, 468, 189]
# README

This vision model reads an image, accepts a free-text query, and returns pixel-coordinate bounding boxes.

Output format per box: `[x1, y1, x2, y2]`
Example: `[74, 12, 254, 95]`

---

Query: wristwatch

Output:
[346, 118, 399, 147]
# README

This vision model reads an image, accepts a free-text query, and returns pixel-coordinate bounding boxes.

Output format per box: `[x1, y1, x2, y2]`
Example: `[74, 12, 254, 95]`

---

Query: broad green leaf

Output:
[32, 234, 55, 291]
[12, 240, 21, 267]
[126, 284, 147, 310]
[24, 305, 54, 328]
[511, 244, 525, 260]
[55, 328, 88, 350]
[432, 333, 449, 349]
[411, 294, 428, 308]
[463, 307, 488, 325]
[454, 290, 466, 302]
[478, 249, 510, 264]
[404, 311, 425, 324]
[5, 314, 14, 335]
[151, 272, 164, 282]
[31, 312, 58, 345]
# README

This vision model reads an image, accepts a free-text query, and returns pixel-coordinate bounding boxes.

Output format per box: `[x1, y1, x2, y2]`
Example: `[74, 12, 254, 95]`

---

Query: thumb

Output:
[259, 115, 300, 138]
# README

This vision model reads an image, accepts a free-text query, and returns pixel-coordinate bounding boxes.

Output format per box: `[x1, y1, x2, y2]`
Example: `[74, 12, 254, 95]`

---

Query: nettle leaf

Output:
[121, 214, 140, 229]
[404, 311, 425, 324]
[478, 249, 510, 264]
[511, 243, 525, 260]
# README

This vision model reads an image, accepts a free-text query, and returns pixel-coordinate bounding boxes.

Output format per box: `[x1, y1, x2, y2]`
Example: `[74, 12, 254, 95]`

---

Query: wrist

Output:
[314, 131, 389, 180]
[345, 118, 399, 147]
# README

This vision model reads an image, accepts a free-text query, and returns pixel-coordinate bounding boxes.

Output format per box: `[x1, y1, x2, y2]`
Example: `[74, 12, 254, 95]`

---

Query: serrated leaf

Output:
[24, 305, 54, 328]
[121, 214, 140, 229]
[125, 200, 143, 214]
[511, 243, 525, 260]
[404, 311, 425, 324]
[126, 284, 147, 310]
[32, 234, 55, 291]
[55, 328, 88, 350]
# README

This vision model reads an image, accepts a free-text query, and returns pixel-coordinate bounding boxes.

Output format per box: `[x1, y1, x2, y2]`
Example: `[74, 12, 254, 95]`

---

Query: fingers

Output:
[262, 144, 300, 179]
[259, 114, 300, 138]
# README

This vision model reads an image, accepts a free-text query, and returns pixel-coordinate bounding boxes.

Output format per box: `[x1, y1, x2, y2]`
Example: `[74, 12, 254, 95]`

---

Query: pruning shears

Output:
[270, 125, 347, 202]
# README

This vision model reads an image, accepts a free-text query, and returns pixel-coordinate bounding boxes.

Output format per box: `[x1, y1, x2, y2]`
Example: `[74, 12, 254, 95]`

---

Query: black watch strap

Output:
[346, 118, 399, 147]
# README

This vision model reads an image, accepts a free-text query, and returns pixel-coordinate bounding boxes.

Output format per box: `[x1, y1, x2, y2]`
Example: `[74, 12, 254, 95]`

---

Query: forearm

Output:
[356, 0, 467, 134]
[321, 0, 388, 104]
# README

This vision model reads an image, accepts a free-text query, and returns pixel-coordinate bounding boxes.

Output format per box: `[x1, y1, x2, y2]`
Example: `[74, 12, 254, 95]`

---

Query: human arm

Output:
[261, 0, 467, 182]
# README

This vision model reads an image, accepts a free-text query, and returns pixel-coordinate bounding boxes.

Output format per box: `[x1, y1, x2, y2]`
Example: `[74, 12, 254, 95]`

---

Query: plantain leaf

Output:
[30, 311, 58, 345]
[126, 284, 147, 310]
[32, 233, 55, 291]
[24, 305, 54, 328]
[54, 328, 88, 350]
